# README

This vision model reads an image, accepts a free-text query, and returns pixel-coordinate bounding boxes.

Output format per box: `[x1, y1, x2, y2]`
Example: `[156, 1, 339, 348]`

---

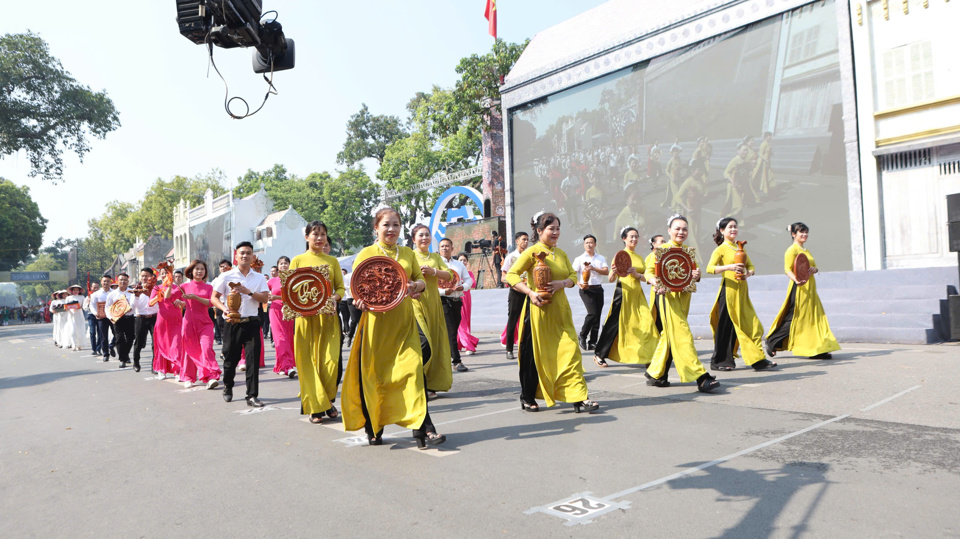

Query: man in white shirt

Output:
[131, 268, 159, 373]
[438, 238, 474, 372]
[106, 273, 137, 368]
[571, 234, 610, 351]
[90, 275, 114, 361]
[83, 282, 101, 356]
[211, 241, 270, 407]
[501, 231, 529, 360]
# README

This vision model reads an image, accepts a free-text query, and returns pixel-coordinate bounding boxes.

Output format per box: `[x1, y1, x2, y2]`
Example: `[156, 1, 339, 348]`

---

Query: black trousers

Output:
[578, 285, 605, 345]
[505, 288, 525, 353]
[133, 315, 156, 368]
[346, 300, 361, 339]
[358, 322, 436, 437]
[222, 318, 262, 398]
[441, 296, 463, 364]
[594, 283, 622, 360]
[710, 286, 738, 369]
[259, 308, 271, 341]
[87, 313, 100, 351]
[213, 308, 224, 343]
[113, 316, 135, 362]
[95, 318, 111, 357]
[767, 284, 797, 352]
[517, 297, 539, 402]
[338, 300, 351, 333]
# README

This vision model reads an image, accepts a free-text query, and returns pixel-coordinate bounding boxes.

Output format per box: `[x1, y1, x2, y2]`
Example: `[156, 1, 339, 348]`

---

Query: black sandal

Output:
[520, 397, 540, 412]
[697, 373, 720, 393]
[309, 413, 323, 424]
[594, 356, 608, 368]
[752, 359, 777, 371]
[573, 400, 600, 413]
[326, 404, 339, 418]
[711, 365, 734, 371]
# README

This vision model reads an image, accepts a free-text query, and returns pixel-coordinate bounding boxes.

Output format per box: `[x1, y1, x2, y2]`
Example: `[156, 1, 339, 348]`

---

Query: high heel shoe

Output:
[414, 432, 446, 449]
[519, 397, 540, 412]
[365, 427, 383, 446]
[573, 400, 600, 413]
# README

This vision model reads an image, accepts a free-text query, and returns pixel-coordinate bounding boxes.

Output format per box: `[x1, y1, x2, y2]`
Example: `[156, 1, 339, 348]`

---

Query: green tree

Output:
[15, 253, 66, 303]
[233, 165, 330, 223]
[337, 103, 407, 167]
[0, 178, 47, 271]
[453, 39, 528, 134]
[320, 168, 379, 255]
[136, 170, 227, 239]
[86, 201, 138, 258]
[0, 32, 121, 182]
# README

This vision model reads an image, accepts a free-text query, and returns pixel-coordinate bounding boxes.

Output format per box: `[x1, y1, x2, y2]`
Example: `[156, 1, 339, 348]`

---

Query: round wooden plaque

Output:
[437, 268, 460, 290]
[793, 253, 811, 285]
[613, 250, 632, 278]
[108, 297, 131, 322]
[656, 248, 695, 292]
[281, 267, 333, 317]
[351, 256, 408, 313]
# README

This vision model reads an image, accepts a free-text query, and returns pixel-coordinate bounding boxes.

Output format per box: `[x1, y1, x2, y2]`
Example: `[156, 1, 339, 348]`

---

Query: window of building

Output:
[788, 26, 820, 64]
[882, 40, 934, 109]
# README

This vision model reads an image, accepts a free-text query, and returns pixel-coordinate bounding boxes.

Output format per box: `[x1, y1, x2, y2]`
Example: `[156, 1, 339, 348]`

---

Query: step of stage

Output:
[470, 265, 959, 345]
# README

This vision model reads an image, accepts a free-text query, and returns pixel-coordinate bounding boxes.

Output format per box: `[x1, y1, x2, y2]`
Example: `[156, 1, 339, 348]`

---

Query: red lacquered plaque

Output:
[437, 268, 460, 290]
[613, 250, 632, 278]
[655, 247, 696, 292]
[280, 267, 333, 318]
[352, 256, 408, 313]
[793, 253, 811, 286]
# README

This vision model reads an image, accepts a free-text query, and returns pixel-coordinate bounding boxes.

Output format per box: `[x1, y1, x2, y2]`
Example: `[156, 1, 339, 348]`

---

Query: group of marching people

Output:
[59, 207, 837, 450]
[533, 212, 840, 399]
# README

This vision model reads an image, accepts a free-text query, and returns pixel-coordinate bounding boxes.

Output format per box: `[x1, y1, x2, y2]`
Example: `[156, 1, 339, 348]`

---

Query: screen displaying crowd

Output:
[509, 0, 852, 273]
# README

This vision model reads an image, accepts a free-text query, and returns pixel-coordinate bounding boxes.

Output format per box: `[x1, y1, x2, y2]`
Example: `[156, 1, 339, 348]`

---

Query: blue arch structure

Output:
[427, 186, 485, 252]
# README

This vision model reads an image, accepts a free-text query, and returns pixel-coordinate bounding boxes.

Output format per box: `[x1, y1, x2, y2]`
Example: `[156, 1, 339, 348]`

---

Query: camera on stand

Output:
[175, 0, 295, 73]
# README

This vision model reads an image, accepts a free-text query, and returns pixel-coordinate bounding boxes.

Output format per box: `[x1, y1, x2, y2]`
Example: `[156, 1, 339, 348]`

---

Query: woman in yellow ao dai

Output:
[504, 212, 599, 413]
[342, 209, 446, 449]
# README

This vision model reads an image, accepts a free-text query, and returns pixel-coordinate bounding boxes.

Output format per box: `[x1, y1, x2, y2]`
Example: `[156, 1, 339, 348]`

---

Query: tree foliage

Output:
[234, 164, 331, 224]
[136, 170, 228, 240]
[336, 103, 407, 167]
[0, 178, 47, 271]
[15, 253, 66, 303]
[453, 39, 529, 133]
[320, 168, 379, 254]
[0, 32, 121, 182]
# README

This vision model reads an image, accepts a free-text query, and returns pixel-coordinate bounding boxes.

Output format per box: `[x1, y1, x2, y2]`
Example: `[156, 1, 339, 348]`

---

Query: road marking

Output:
[8, 339, 25, 344]
[233, 406, 282, 415]
[527, 385, 922, 526]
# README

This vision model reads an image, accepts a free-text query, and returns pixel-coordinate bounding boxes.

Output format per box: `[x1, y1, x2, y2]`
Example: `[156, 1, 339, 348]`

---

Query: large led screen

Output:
[509, 0, 851, 273]
[189, 213, 230, 279]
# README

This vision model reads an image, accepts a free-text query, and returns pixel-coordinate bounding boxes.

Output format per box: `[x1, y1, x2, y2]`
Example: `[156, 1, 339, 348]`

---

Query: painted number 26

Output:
[553, 498, 607, 516]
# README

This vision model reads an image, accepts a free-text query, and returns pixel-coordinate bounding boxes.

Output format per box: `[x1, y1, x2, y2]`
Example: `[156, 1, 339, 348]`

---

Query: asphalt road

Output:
[1, 322, 958, 537]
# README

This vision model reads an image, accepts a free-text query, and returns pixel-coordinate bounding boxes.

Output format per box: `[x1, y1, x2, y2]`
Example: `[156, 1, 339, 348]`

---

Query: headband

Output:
[667, 214, 684, 227]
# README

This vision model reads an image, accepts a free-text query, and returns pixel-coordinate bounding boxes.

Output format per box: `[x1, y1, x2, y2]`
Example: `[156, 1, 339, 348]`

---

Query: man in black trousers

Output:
[211, 242, 270, 407]
[130, 268, 158, 372]
[438, 238, 473, 372]
[105, 273, 136, 368]
[501, 231, 529, 360]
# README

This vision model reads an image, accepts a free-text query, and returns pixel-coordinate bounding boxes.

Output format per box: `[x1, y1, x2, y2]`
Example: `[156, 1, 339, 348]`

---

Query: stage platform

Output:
[470, 266, 959, 345]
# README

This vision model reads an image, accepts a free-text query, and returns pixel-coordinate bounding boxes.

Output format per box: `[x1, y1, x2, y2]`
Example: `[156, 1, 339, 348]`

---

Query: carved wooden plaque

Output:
[613, 250, 632, 278]
[108, 297, 131, 323]
[279, 266, 334, 320]
[436, 268, 460, 290]
[351, 256, 407, 313]
[793, 253, 811, 286]
[655, 246, 697, 293]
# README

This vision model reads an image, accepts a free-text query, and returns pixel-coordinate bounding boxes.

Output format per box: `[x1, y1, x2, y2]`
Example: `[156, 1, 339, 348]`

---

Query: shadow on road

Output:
[668, 460, 832, 539]
[0, 369, 100, 390]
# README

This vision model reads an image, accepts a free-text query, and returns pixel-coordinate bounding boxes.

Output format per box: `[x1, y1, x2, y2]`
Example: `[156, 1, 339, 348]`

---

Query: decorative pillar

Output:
[481, 101, 506, 217]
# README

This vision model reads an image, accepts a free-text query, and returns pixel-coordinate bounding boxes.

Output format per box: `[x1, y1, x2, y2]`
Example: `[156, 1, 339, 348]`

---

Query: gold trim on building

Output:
[883, 0, 889, 19]
[877, 125, 960, 146]
[857, 3, 863, 24]
[902, 0, 909, 13]
[874, 94, 960, 119]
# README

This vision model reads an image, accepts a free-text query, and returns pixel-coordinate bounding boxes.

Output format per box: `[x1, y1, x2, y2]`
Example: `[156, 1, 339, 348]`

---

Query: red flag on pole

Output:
[485, 0, 497, 39]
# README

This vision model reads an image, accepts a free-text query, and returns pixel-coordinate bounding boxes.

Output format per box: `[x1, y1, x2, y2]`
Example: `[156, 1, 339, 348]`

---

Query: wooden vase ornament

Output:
[733, 240, 748, 281]
[533, 251, 553, 305]
[581, 261, 591, 288]
[225, 282, 243, 323]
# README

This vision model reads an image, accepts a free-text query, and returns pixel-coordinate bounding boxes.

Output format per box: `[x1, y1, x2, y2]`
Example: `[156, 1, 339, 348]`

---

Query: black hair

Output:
[531, 212, 560, 237]
[410, 224, 430, 241]
[218, 259, 232, 268]
[373, 207, 400, 228]
[101, 274, 113, 280]
[276, 256, 290, 266]
[304, 220, 328, 236]
[788, 222, 809, 236]
[620, 227, 637, 240]
[582, 234, 597, 243]
[456, 252, 469, 260]
[649, 234, 664, 250]
[438, 238, 453, 246]
[140, 268, 155, 276]
[174, 270, 183, 276]
[235, 241, 254, 251]
[713, 217, 738, 245]
[116, 272, 129, 279]
[514, 231, 528, 241]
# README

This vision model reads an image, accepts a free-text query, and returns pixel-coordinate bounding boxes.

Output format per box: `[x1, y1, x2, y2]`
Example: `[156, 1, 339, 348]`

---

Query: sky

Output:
[1, 0, 607, 247]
